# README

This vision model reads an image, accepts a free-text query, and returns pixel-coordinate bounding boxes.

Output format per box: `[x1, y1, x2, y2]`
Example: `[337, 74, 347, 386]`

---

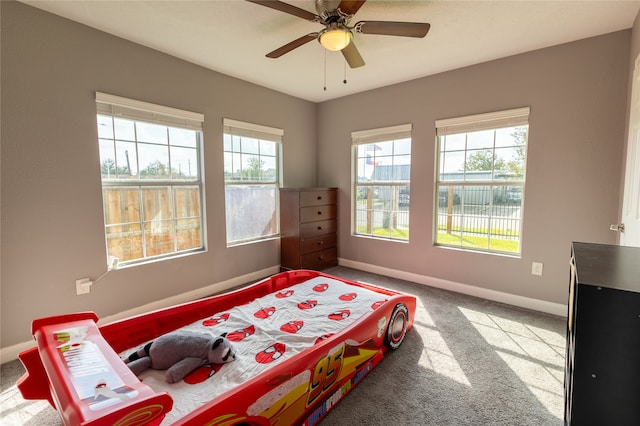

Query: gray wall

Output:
[318, 30, 631, 306]
[0, 2, 317, 348]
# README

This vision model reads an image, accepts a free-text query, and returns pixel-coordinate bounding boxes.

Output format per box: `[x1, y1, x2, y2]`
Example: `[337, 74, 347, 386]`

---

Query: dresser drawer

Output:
[300, 204, 337, 223]
[299, 189, 337, 207]
[301, 247, 337, 269]
[300, 233, 337, 255]
[300, 219, 337, 239]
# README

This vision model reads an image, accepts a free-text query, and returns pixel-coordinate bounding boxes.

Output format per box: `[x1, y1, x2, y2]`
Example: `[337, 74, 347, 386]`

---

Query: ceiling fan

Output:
[246, 0, 430, 68]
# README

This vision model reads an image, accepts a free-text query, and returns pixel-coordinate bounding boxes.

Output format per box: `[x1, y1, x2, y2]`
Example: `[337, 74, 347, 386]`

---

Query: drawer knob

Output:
[317, 211, 322, 215]
[317, 226, 323, 230]
[318, 241, 324, 246]
[317, 196, 322, 200]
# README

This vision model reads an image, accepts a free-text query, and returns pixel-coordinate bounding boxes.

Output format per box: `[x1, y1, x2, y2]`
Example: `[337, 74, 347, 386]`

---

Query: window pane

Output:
[355, 156, 368, 183]
[224, 152, 240, 181]
[136, 121, 168, 144]
[354, 184, 409, 240]
[99, 139, 116, 179]
[242, 137, 260, 155]
[232, 134, 241, 152]
[170, 146, 198, 179]
[223, 133, 232, 151]
[240, 155, 262, 180]
[443, 133, 466, 151]
[440, 150, 465, 179]
[105, 223, 142, 262]
[144, 220, 175, 256]
[494, 146, 525, 180]
[367, 140, 411, 183]
[97, 115, 113, 139]
[394, 138, 411, 155]
[139, 144, 170, 179]
[225, 185, 277, 243]
[260, 140, 277, 156]
[114, 118, 135, 141]
[116, 141, 138, 178]
[495, 126, 527, 147]
[103, 188, 140, 225]
[261, 155, 277, 181]
[174, 187, 200, 218]
[465, 148, 494, 173]
[142, 187, 172, 221]
[177, 218, 202, 251]
[169, 127, 197, 148]
[467, 129, 494, 150]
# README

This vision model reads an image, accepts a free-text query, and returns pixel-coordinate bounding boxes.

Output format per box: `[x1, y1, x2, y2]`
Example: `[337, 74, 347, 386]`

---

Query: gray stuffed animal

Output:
[125, 331, 236, 383]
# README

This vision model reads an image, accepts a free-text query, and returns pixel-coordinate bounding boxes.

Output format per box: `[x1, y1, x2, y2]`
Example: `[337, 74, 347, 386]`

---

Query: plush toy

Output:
[125, 331, 236, 383]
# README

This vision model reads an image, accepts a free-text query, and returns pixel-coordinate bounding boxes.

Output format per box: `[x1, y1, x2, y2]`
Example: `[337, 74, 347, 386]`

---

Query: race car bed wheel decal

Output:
[386, 304, 409, 350]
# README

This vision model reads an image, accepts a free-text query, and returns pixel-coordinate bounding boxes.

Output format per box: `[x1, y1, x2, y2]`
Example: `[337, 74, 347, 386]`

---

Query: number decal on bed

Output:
[308, 343, 344, 405]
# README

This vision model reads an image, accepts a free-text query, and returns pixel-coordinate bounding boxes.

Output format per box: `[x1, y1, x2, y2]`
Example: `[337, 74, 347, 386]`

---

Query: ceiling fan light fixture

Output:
[319, 28, 352, 51]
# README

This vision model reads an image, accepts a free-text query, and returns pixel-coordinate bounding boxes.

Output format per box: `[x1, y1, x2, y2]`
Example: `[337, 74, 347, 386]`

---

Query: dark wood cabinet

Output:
[565, 242, 640, 425]
[280, 188, 338, 270]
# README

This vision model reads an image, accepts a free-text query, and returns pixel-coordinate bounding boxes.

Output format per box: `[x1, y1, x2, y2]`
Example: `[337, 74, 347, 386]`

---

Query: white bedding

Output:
[122, 275, 388, 424]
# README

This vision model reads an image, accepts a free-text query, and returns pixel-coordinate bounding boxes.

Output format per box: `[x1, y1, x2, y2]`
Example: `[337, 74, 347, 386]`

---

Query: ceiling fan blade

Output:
[341, 41, 365, 68]
[355, 21, 430, 38]
[338, 0, 367, 16]
[246, 0, 319, 22]
[266, 33, 318, 58]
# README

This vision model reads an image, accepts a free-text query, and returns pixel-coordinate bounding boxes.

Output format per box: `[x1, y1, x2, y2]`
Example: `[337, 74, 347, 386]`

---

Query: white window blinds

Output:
[351, 123, 412, 145]
[435, 107, 530, 136]
[223, 118, 284, 142]
[96, 92, 204, 130]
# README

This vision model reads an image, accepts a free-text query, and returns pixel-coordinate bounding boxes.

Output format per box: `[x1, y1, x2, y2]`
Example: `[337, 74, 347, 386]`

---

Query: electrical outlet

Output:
[76, 278, 92, 295]
[531, 262, 543, 276]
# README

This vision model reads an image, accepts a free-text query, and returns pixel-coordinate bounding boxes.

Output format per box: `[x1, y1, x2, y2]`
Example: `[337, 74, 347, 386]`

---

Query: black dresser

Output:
[565, 242, 640, 425]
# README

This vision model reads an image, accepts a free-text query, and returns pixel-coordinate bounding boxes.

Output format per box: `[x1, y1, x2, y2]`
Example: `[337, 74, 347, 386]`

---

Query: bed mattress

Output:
[127, 275, 389, 424]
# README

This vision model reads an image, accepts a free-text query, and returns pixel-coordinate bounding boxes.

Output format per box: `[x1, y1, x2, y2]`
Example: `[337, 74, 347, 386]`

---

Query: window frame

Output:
[223, 118, 283, 247]
[95, 92, 206, 267]
[351, 123, 412, 242]
[434, 107, 530, 256]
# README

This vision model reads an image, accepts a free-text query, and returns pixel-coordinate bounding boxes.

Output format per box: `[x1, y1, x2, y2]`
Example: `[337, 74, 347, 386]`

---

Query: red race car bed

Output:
[17, 269, 416, 425]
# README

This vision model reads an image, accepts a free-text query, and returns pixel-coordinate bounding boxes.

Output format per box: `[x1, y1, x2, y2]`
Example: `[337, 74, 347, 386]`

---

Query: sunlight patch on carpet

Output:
[458, 306, 564, 419]
[413, 310, 471, 387]
[0, 383, 54, 424]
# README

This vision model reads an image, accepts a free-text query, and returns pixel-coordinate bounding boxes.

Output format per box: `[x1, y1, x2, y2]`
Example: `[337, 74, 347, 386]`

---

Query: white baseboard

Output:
[338, 258, 567, 317]
[1, 266, 280, 364]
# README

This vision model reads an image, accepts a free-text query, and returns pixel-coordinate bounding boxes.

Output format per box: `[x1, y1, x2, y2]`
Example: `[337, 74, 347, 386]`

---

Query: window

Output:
[352, 124, 412, 241]
[435, 107, 529, 255]
[96, 93, 205, 266]
[223, 119, 282, 245]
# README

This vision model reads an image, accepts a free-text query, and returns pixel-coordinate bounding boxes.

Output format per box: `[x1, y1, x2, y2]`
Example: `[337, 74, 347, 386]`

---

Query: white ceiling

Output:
[21, 0, 640, 103]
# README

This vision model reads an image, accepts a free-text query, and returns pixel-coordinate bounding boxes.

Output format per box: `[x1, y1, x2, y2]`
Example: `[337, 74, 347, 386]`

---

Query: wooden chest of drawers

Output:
[280, 188, 338, 270]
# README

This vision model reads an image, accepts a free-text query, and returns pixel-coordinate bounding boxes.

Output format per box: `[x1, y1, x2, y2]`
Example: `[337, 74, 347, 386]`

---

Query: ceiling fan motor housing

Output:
[316, 0, 349, 23]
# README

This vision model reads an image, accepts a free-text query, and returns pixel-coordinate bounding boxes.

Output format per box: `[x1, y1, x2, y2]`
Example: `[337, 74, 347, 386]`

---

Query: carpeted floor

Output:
[0, 266, 566, 425]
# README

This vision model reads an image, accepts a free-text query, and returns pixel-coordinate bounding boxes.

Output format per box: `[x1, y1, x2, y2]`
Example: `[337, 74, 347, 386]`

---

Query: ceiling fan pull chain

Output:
[343, 58, 347, 85]
[323, 49, 327, 91]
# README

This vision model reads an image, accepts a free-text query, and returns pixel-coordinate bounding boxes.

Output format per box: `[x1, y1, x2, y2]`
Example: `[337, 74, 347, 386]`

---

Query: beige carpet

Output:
[1, 266, 566, 425]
